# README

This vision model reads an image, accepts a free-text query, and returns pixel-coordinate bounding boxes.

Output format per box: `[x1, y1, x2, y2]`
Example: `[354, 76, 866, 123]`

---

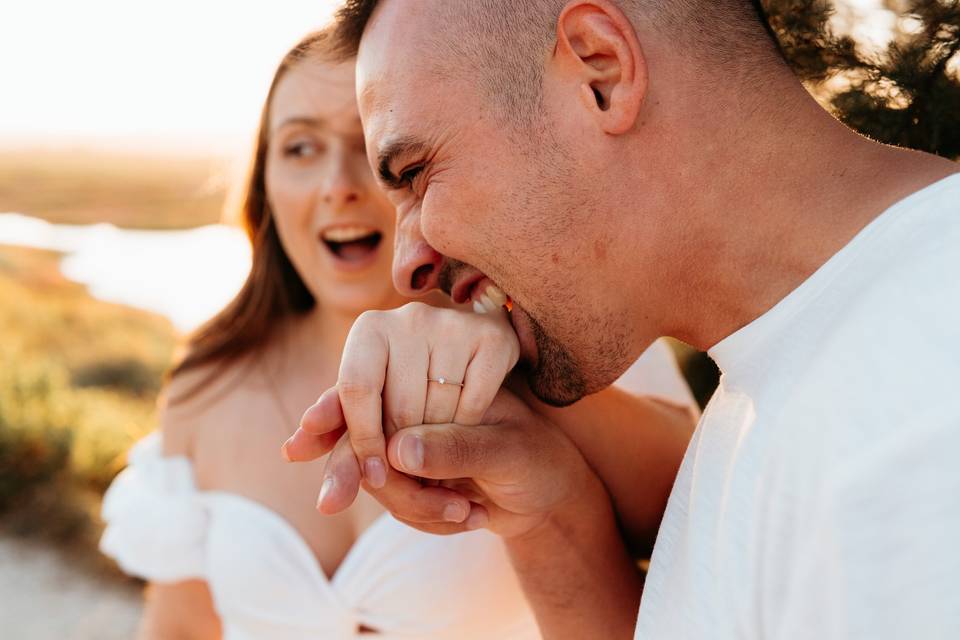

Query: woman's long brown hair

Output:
[167, 29, 336, 402]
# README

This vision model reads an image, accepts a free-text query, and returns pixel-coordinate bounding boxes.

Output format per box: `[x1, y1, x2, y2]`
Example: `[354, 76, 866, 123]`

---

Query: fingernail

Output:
[397, 434, 424, 472]
[281, 437, 295, 461]
[317, 476, 335, 511]
[465, 508, 489, 531]
[442, 502, 468, 523]
[364, 457, 387, 489]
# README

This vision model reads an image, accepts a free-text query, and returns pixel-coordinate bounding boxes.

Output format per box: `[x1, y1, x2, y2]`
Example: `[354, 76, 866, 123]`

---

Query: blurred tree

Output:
[758, 0, 960, 159]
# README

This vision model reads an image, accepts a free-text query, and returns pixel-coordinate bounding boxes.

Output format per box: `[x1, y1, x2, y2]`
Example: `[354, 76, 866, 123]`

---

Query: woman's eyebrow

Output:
[377, 136, 430, 190]
[272, 116, 326, 136]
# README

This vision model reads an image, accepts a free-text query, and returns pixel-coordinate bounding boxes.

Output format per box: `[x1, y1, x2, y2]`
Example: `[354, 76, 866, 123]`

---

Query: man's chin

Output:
[513, 308, 588, 408]
[526, 369, 587, 407]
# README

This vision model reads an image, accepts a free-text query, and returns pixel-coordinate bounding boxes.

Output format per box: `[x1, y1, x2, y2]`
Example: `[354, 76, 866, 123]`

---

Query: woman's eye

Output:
[283, 140, 322, 158]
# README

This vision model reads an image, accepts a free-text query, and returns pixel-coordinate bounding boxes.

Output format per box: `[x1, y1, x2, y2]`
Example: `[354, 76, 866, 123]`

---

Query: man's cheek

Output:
[420, 192, 469, 257]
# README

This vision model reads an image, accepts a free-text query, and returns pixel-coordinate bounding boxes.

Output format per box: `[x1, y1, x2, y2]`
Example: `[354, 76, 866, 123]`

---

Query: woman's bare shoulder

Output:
[158, 358, 271, 459]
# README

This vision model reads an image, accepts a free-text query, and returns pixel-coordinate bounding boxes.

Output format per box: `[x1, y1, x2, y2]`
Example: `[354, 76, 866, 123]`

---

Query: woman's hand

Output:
[283, 301, 520, 520]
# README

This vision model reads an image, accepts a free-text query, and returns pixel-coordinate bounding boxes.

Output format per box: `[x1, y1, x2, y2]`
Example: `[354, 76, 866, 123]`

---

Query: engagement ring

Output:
[428, 377, 464, 388]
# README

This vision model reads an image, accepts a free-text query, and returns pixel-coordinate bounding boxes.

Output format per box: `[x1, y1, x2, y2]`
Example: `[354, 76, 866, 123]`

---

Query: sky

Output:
[0, 0, 896, 156]
[0, 0, 342, 154]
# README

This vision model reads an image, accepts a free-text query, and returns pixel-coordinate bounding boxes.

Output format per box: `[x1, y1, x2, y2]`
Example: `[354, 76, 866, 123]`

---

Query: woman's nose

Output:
[393, 212, 444, 297]
[323, 156, 363, 210]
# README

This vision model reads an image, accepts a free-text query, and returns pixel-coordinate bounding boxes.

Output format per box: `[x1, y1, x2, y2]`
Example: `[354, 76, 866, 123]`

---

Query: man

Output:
[286, 1, 960, 637]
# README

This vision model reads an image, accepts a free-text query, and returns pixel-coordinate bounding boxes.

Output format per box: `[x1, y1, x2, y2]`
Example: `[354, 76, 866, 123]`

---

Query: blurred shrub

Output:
[0, 246, 173, 564]
[0, 350, 75, 511]
[71, 357, 164, 397]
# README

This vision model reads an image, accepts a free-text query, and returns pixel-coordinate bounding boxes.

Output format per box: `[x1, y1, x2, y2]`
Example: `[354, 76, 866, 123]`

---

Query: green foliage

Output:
[761, 0, 960, 158]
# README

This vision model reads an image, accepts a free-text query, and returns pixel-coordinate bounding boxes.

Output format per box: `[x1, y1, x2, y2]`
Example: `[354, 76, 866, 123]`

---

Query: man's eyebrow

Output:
[377, 137, 429, 190]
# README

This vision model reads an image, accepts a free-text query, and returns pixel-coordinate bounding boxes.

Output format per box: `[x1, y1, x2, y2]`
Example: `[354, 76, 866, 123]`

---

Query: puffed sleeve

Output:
[99, 431, 209, 582]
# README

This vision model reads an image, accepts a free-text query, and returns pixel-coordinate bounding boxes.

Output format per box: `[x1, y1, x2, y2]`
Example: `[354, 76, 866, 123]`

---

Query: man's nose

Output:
[393, 210, 443, 296]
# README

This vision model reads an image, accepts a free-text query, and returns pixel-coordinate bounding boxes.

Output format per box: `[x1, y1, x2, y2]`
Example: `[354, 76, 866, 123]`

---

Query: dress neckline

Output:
[202, 488, 395, 589]
[139, 432, 397, 592]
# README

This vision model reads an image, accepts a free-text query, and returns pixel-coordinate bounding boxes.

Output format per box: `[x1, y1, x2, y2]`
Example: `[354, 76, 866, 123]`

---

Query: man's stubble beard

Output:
[515, 128, 634, 407]
[441, 115, 635, 407]
[521, 304, 634, 407]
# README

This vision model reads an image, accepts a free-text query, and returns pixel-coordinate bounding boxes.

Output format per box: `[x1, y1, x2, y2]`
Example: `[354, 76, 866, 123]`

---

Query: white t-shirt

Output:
[635, 174, 960, 640]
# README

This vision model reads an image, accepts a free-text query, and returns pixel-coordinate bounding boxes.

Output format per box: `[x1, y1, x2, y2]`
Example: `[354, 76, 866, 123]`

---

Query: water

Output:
[0, 213, 251, 333]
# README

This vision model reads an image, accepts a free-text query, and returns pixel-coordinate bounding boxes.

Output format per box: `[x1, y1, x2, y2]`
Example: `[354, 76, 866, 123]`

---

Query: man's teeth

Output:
[322, 226, 378, 242]
[485, 286, 507, 307]
[474, 284, 509, 314]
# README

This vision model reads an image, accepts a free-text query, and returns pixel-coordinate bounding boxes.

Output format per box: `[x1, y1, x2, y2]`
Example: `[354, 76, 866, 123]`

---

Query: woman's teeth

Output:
[322, 226, 379, 243]
[473, 284, 510, 314]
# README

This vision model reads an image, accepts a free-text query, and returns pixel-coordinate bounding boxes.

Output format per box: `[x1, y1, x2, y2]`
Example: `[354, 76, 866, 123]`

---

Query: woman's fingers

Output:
[455, 334, 520, 425]
[423, 346, 470, 424]
[316, 433, 361, 515]
[337, 314, 390, 489]
[283, 387, 345, 462]
[382, 333, 429, 435]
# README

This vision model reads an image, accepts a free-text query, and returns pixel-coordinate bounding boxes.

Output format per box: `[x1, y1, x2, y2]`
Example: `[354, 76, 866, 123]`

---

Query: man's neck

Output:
[656, 78, 957, 352]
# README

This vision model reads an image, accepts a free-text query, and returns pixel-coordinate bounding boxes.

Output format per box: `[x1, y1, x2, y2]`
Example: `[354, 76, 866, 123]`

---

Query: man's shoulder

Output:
[786, 175, 960, 418]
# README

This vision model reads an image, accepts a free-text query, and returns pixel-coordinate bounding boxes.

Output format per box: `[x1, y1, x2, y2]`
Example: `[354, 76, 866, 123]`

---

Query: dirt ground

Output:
[0, 536, 142, 639]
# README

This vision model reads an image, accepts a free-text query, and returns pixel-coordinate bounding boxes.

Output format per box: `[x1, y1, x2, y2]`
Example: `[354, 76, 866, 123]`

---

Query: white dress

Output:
[100, 432, 541, 640]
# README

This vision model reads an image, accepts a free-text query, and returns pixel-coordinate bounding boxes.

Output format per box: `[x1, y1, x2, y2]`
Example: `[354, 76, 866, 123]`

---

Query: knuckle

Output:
[478, 322, 517, 352]
[439, 307, 464, 330]
[399, 301, 428, 322]
[338, 379, 378, 402]
[350, 431, 385, 448]
[354, 309, 384, 331]
[391, 406, 422, 429]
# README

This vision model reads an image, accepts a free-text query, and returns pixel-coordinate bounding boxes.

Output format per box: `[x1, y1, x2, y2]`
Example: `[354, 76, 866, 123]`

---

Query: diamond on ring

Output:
[428, 377, 464, 388]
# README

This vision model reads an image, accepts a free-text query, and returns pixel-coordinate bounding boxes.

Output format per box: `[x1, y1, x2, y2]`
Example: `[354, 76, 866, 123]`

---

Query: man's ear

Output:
[552, 0, 648, 135]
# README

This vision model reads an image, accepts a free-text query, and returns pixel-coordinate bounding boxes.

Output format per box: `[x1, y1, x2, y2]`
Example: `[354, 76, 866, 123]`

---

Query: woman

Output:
[100, 28, 695, 640]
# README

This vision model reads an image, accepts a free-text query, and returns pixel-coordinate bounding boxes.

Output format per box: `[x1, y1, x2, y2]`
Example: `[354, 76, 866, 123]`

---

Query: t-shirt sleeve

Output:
[773, 413, 960, 640]
[99, 432, 209, 583]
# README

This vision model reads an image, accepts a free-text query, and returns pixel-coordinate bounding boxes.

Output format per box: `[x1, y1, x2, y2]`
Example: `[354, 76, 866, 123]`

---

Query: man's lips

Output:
[451, 272, 485, 304]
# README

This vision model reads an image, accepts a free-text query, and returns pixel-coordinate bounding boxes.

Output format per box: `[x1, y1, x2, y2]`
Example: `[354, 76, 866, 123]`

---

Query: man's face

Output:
[356, 1, 649, 405]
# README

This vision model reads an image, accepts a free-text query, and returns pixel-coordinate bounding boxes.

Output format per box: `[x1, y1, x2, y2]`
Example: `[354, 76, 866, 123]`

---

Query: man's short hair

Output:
[333, 0, 775, 125]
[333, 0, 771, 59]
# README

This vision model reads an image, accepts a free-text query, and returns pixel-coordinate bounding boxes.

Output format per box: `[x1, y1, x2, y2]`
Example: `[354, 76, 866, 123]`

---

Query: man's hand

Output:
[290, 385, 644, 638]
[368, 388, 607, 537]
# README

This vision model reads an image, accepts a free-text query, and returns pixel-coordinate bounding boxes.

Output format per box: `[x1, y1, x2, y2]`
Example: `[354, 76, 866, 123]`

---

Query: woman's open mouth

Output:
[320, 225, 383, 268]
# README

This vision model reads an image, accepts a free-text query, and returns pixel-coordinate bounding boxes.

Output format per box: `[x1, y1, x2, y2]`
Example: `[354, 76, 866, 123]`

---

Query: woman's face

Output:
[265, 58, 407, 316]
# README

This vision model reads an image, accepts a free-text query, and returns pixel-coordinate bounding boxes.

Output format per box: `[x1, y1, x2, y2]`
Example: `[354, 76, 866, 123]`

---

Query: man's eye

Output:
[399, 165, 424, 187]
